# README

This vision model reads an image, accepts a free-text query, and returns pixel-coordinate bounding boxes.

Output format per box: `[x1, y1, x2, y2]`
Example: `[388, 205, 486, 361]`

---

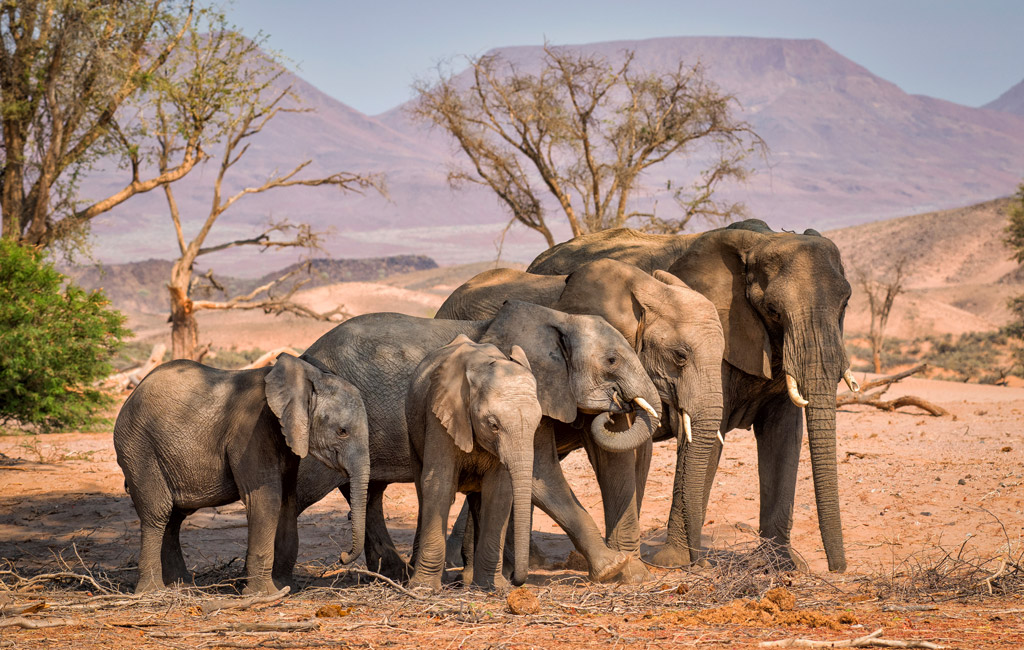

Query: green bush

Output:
[0, 240, 129, 431]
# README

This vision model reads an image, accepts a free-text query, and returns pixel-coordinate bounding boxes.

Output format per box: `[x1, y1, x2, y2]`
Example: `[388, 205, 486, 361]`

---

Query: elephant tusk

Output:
[786, 374, 809, 408]
[843, 368, 860, 393]
[683, 411, 692, 444]
[611, 391, 624, 411]
[717, 430, 725, 445]
[634, 397, 658, 419]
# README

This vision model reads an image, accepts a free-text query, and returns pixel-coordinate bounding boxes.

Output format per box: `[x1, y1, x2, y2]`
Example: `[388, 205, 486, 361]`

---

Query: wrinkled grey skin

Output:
[407, 336, 542, 591]
[437, 259, 724, 578]
[284, 301, 661, 584]
[528, 221, 853, 573]
[113, 355, 370, 594]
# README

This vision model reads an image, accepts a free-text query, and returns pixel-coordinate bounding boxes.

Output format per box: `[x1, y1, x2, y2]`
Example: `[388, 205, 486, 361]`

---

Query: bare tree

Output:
[856, 258, 908, 373]
[144, 22, 380, 360]
[0, 0, 197, 250]
[412, 44, 764, 247]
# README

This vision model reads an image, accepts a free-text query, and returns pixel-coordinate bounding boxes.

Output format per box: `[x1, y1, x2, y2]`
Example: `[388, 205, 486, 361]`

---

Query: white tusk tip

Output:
[633, 397, 659, 419]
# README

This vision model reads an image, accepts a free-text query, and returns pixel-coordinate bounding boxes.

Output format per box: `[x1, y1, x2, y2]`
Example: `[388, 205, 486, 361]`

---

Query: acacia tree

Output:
[412, 45, 764, 247]
[856, 258, 907, 373]
[144, 24, 379, 360]
[0, 0, 199, 250]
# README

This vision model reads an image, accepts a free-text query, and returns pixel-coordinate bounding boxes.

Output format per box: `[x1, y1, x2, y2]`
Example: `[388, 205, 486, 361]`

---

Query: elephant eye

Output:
[674, 349, 690, 367]
[606, 356, 617, 367]
[338, 427, 348, 438]
[765, 303, 781, 320]
[488, 417, 500, 432]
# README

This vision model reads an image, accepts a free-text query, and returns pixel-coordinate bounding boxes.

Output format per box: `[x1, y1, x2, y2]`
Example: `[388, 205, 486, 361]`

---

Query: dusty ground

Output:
[2, 372, 1022, 648]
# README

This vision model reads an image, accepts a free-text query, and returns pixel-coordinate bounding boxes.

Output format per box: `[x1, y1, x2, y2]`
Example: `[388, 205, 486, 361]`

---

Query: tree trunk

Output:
[169, 283, 199, 361]
[872, 346, 881, 374]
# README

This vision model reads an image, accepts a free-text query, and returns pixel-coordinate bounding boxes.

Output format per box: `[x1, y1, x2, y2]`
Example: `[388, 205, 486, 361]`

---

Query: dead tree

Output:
[856, 257, 907, 373]
[149, 27, 379, 360]
[836, 364, 948, 416]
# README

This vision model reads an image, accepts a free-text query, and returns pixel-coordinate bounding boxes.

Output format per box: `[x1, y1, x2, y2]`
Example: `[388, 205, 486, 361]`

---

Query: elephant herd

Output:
[113, 219, 859, 594]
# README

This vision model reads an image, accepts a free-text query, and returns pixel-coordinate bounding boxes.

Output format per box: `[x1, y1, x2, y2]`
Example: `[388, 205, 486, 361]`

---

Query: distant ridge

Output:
[984, 78, 1024, 116]
[69, 255, 437, 314]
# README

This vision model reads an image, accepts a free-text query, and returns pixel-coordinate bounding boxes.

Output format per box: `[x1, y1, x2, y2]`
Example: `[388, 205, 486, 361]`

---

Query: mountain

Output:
[85, 36, 1024, 269]
[984, 78, 1024, 116]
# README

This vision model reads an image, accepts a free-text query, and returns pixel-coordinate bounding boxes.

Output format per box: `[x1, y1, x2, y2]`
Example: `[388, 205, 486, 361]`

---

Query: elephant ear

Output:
[265, 353, 318, 458]
[652, 269, 691, 290]
[429, 344, 475, 454]
[668, 229, 773, 380]
[507, 344, 532, 373]
[482, 301, 577, 424]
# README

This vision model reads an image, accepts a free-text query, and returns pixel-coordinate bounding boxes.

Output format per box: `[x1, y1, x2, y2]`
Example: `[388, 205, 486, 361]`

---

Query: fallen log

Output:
[102, 343, 167, 391]
[837, 365, 948, 416]
[760, 627, 944, 648]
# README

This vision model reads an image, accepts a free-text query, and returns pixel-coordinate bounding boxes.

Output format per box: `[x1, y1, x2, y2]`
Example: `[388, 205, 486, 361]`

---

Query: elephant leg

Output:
[241, 485, 283, 595]
[754, 396, 806, 571]
[360, 481, 412, 582]
[461, 493, 481, 585]
[271, 481, 299, 591]
[531, 425, 629, 583]
[161, 507, 193, 585]
[445, 499, 470, 569]
[128, 468, 172, 593]
[473, 471, 513, 591]
[408, 462, 456, 593]
[580, 437, 652, 584]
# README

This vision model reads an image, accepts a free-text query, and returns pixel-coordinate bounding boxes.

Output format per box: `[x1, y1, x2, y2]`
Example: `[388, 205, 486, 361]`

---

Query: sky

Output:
[226, 0, 1024, 116]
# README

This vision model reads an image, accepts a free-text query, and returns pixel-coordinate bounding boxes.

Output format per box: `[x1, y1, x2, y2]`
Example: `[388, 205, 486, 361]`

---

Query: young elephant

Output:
[113, 354, 370, 594]
[407, 336, 542, 591]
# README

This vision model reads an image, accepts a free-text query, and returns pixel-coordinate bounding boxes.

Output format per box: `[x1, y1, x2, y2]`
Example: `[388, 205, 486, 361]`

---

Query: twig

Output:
[0, 616, 77, 629]
[332, 568, 430, 600]
[149, 620, 319, 637]
[0, 600, 46, 615]
[978, 559, 1007, 595]
[759, 628, 944, 648]
[881, 604, 938, 612]
[200, 586, 290, 614]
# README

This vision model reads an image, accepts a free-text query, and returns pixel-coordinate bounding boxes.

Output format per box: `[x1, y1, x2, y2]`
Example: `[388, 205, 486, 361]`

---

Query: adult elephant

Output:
[279, 301, 661, 584]
[528, 221, 856, 573]
[436, 259, 725, 576]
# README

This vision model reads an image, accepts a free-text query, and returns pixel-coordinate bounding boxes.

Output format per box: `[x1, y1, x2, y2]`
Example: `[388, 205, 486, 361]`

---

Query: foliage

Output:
[847, 331, 1023, 384]
[0, 239, 129, 431]
[0, 0, 196, 251]
[412, 44, 764, 247]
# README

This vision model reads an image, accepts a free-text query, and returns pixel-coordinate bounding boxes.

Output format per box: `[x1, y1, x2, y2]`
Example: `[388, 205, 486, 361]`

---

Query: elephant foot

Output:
[645, 542, 698, 568]
[472, 572, 511, 592]
[753, 541, 807, 573]
[612, 557, 651, 584]
[588, 551, 631, 583]
[134, 576, 164, 594]
[366, 551, 412, 583]
[243, 578, 280, 595]
[408, 573, 443, 593]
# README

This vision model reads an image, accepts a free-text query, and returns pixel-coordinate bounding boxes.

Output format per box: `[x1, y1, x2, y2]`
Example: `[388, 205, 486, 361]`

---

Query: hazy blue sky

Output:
[226, 0, 1024, 116]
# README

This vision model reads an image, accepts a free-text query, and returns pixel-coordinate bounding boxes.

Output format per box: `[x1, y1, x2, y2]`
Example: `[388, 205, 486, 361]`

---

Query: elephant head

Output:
[426, 335, 543, 586]
[668, 225, 852, 572]
[266, 354, 370, 565]
[480, 300, 662, 452]
[555, 258, 724, 563]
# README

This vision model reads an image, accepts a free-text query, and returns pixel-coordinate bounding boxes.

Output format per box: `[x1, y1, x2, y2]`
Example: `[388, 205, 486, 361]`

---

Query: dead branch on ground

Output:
[101, 343, 167, 391]
[0, 616, 77, 629]
[760, 628, 944, 648]
[200, 586, 290, 615]
[837, 365, 948, 416]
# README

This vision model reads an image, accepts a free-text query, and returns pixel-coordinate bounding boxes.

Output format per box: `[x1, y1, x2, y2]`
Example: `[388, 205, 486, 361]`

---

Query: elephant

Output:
[406, 336, 543, 591]
[283, 300, 661, 585]
[113, 354, 370, 594]
[436, 258, 725, 576]
[527, 220, 857, 572]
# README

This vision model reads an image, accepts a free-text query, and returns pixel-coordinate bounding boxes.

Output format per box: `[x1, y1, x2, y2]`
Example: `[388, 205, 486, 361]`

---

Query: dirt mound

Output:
[653, 587, 855, 629]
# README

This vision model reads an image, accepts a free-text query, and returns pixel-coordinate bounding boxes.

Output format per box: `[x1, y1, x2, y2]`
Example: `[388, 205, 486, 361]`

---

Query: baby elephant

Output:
[407, 335, 543, 591]
[114, 354, 370, 594]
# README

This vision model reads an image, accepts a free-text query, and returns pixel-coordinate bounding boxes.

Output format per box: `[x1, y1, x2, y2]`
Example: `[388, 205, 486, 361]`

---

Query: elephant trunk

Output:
[340, 465, 368, 565]
[785, 323, 847, 573]
[671, 400, 723, 564]
[509, 453, 534, 586]
[590, 378, 661, 452]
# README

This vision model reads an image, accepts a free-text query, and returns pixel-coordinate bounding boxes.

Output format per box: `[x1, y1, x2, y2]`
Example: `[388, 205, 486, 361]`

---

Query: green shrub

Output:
[0, 240, 129, 431]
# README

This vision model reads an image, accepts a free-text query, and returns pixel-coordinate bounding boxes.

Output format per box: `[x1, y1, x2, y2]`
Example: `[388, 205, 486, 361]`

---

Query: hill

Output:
[69, 255, 437, 315]
[827, 198, 1021, 338]
[80, 36, 1024, 268]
